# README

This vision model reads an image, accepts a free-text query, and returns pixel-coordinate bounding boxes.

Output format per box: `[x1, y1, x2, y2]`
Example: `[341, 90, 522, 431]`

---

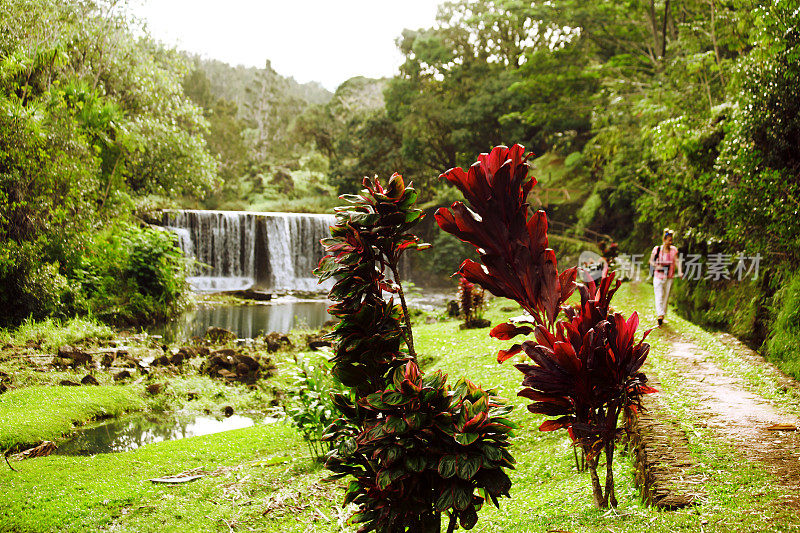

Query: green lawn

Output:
[0, 385, 144, 450]
[0, 284, 798, 531]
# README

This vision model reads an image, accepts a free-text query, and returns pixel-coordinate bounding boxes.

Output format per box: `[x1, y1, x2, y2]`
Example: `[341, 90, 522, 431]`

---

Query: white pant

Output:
[653, 277, 673, 318]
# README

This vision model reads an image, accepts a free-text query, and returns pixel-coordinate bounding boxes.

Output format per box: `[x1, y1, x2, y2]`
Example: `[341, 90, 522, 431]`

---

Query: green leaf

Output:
[438, 455, 458, 479]
[457, 455, 483, 480]
[478, 443, 502, 462]
[404, 454, 426, 473]
[382, 390, 407, 406]
[453, 484, 472, 511]
[435, 486, 456, 511]
[384, 415, 409, 434]
[455, 432, 479, 445]
[377, 468, 404, 490]
[404, 412, 424, 430]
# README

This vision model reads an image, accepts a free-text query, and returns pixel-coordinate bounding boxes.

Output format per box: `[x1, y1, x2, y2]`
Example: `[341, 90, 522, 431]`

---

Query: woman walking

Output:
[649, 228, 683, 326]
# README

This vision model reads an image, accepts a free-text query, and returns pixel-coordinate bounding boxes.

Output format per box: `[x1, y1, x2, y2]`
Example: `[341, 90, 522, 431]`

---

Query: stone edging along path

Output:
[626, 326, 800, 512]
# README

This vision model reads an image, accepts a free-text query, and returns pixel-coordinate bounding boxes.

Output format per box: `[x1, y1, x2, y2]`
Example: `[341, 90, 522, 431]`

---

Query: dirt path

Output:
[660, 327, 800, 510]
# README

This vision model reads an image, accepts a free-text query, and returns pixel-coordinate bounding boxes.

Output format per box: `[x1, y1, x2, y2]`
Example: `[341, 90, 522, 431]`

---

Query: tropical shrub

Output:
[283, 354, 345, 461]
[457, 276, 486, 329]
[597, 240, 619, 269]
[315, 174, 516, 531]
[436, 144, 654, 508]
[77, 223, 189, 326]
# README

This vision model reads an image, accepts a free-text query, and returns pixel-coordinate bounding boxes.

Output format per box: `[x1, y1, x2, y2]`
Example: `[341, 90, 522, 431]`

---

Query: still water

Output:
[55, 413, 272, 455]
[151, 300, 332, 342]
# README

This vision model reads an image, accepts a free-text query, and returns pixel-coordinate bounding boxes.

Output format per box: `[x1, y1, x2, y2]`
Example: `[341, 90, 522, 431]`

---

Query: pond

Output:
[55, 412, 276, 456]
[148, 291, 452, 343]
[150, 299, 332, 342]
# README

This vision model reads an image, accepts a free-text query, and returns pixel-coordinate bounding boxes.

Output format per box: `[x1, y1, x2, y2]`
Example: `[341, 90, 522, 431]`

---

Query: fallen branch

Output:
[3, 448, 17, 472]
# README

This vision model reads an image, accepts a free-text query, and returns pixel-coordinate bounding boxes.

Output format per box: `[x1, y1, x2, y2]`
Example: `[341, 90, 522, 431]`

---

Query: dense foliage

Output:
[0, 0, 214, 326]
[294, 0, 799, 380]
[315, 175, 516, 531]
[437, 145, 654, 507]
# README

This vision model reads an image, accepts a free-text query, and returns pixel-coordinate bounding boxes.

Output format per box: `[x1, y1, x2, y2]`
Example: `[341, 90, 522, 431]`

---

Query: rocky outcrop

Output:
[202, 350, 274, 384]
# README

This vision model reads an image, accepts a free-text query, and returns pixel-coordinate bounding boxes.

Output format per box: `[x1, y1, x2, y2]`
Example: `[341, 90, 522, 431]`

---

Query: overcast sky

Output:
[128, 0, 444, 92]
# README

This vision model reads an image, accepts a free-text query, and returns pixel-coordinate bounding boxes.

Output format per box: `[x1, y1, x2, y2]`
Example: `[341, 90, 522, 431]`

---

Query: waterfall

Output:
[162, 210, 335, 293]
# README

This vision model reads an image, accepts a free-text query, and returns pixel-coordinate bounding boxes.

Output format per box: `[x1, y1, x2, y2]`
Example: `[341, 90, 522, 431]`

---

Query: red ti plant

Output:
[458, 277, 475, 322]
[435, 145, 655, 508]
[316, 174, 516, 531]
[457, 276, 485, 328]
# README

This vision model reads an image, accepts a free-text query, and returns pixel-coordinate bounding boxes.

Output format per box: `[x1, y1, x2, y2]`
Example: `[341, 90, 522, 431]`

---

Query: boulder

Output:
[308, 338, 333, 351]
[80, 375, 99, 386]
[151, 355, 171, 367]
[446, 300, 460, 317]
[169, 351, 186, 366]
[146, 383, 163, 395]
[202, 350, 273, 385]
[177, 346, 198, 359]
[113, 370, 132, 382]
[59, 380, 81, 386]
[101, 352, 115, 368]
[205, 326, 236, 343]
[222, 405, 234, 417]
[56, 345, 93, 367]
[263, 332, 292, 352]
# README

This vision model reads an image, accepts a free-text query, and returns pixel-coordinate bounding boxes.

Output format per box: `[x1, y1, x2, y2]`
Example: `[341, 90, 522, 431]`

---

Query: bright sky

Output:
[129, 0, 444, 92]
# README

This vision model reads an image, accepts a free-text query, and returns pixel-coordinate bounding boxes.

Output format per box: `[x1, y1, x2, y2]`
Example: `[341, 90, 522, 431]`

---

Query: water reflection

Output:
[55, 413, 266, 455]
[151, 300, 332, 342]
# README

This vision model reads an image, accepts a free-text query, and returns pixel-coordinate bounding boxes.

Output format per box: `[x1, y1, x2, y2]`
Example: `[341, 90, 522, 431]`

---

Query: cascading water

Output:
[162, 210, 335, 293]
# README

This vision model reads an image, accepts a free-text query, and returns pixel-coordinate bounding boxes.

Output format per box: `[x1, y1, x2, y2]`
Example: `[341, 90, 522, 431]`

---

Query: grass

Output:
[0, 317, 113, 353]
[614, 281, 800, 417]
[0, 422, 312, 533]
[1, 287, 799, 531]
[0, 385, 145, 450]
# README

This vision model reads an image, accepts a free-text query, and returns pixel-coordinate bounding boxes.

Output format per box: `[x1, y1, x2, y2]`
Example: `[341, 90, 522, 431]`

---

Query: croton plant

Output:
[315, 174, 516, 532]
[435, 145, 655, 508]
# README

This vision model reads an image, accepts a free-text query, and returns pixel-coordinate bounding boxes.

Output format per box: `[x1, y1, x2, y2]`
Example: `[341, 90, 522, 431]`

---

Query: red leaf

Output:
[539, 418, 570, 432]
[490, 322, 533, 340]
[497, 344, 522, 363]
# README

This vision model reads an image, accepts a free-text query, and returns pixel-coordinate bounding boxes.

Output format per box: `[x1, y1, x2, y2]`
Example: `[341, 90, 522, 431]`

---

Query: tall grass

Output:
[0, 317, 113, 352]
